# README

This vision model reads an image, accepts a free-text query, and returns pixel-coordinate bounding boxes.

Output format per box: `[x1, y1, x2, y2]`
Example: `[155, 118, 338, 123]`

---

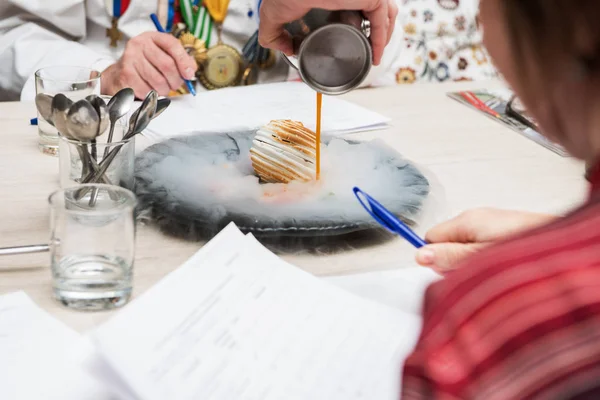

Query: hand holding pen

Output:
[101, 19, 197, 99]
[354, 189, 558, 275]
[150, 14, 197, 96]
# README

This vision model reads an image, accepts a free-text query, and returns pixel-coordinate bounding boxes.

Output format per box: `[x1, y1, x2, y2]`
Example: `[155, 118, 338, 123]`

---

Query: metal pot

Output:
[283, 9, 372, 95]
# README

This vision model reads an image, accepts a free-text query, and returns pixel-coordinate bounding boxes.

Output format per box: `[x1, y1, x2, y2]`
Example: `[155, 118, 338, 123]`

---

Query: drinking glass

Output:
[35, 66, 101, 156]
[49, 184, 137, 311]
[58, 119, 134, 190]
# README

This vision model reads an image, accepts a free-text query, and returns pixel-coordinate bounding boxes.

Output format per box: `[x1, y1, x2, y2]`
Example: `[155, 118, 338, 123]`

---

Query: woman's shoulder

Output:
[419, 199, 600, 341]
[404, 201, 600, 397]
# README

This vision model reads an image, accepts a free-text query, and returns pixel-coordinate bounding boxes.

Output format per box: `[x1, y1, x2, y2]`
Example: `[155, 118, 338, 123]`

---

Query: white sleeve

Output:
[0, 18, 115, 101]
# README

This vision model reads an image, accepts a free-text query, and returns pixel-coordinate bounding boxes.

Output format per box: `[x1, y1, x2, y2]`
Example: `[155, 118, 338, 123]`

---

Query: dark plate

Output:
[134, 131, 430, 250]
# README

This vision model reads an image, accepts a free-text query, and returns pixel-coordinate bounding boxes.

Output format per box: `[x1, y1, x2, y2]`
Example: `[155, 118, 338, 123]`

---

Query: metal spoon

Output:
[0, 244, 49, 256]
[67, 100, 100, 141]
[126, 90, 158, 136]
[91, 90, 158, 180]
[154, 98, 171, 120]
[86, 95, 110, 138]
[85, 95, 110, 160]
[35, 94, 55, 125]
[67, 100, 101, 180]
[51, 94, 74, 138]
[50, 94, 96, 178]
[76, 91, 159, 199]
[104, 88, 135, 158]
[66, 101, 114, 187]
[85, 95, 113, 205]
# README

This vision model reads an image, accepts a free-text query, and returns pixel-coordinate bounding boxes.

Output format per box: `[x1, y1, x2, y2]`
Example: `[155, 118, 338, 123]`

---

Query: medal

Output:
[168, 31, 208, 96]
[105, 0, 131, 47]
[196, 0, 243, 90]
[241, 64, 258, 86]
[174, 0, 243, 91]
[199, 38, 243, 89]
[179, 32, 208, 64]
[166, 0, 205, 96]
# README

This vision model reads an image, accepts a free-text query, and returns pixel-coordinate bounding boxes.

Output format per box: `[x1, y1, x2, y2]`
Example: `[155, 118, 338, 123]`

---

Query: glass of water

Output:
[49, 184, 136, 311]
[35, 66, 101, 156]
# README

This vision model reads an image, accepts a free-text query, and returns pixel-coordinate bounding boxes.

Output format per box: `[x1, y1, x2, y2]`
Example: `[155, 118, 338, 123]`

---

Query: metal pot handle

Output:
[361, 18, 371, 38]
[282, 13, 371, 73]
[282, 53, 299, 71]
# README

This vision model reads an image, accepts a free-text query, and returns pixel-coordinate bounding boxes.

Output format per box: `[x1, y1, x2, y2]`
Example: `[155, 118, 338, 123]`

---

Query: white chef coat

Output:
[0, 0, 404, 102]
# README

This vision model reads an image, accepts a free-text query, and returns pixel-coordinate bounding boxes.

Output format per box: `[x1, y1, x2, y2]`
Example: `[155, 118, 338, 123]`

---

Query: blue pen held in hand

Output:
[150, 13, 197, 96]
[353, 187, 427, 248]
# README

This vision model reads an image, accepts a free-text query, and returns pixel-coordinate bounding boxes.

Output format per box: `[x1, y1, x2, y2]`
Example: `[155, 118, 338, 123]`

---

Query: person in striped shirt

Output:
[398, 0, 600, 398]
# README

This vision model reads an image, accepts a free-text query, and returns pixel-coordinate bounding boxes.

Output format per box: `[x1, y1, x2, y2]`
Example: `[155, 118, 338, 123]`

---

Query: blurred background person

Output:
[402, 0, 600, 396]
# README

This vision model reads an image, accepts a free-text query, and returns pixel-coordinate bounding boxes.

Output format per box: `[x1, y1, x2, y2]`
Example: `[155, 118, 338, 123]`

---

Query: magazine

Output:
[447, 89, 569, 157]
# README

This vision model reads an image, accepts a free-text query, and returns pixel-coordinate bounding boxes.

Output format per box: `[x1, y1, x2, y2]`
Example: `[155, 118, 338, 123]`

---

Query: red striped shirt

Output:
[401, 165, 600, 399]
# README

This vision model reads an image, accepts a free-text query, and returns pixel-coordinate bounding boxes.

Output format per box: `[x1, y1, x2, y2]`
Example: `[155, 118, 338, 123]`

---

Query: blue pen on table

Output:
[353, 187, 427, 248]
[149, 13, 197, 96]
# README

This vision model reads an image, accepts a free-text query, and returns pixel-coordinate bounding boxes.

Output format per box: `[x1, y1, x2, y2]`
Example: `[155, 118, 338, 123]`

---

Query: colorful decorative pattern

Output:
[389, 0, 496, 85]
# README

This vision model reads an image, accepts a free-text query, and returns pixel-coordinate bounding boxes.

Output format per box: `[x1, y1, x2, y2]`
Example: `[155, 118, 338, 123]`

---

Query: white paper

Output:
[144, 82, 390, 140]
[325, 268, 442, 316]
[91, 224, 422, 400]
[0, 292, 116, 400]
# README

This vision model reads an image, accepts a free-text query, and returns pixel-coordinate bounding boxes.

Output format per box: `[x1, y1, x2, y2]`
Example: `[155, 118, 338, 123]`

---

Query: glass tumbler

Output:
[49, 184, 137, 311]
[58, 119, 134, 191]
[35, 66, 101, 156]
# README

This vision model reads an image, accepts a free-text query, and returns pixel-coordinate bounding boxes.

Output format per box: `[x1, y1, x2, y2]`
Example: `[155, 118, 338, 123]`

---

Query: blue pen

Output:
[150, 13, 197, 96]
[353, 187, 427, 248]
[30, 118, 38, 125]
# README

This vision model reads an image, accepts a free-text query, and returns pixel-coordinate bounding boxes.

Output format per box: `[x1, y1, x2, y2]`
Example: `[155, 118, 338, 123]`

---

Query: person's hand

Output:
[415, 208, 558, 273]
[258, 0, 398, 66]
[101, 32, 197, 99]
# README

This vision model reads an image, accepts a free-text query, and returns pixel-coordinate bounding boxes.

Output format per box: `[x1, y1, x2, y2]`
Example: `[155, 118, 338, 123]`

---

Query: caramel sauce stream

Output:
[316, 92, 322, 180]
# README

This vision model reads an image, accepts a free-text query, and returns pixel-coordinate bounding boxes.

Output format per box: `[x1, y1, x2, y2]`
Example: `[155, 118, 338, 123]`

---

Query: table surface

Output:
[0, 81, 589, 332]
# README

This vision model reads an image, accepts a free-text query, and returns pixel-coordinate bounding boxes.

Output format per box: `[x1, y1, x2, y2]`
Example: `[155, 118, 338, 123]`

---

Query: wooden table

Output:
[0, 81, 588, 332]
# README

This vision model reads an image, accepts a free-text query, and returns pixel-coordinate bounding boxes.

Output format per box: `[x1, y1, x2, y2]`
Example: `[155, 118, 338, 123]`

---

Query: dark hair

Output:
[502, 0, 600, 85]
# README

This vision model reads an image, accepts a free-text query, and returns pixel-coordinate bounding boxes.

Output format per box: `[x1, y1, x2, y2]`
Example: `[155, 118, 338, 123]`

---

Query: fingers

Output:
[320, 0, 390, 64]
[258, 0, 393, 65]
[259, 29, 294, 56]
[258, 1, 303, 54]
[424, 212, 481, 245]
[361, 1, 389, 65]
[134, 59, 172, 97]
[151, 33, 197, 80]
[142, 45, 184, 92]
[125, 65, 154, 100]
[100, 64, 119, 96]
[105, 32, 194, 99]
[415, 243, 486, 273]
[117, 54, 153, 99]
[386, 0, 398, 45]
[426, 208, 558, 245]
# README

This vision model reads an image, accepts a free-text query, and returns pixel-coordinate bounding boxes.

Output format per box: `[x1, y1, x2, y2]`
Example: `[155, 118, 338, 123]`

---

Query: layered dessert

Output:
[250, 120, 318, 183]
